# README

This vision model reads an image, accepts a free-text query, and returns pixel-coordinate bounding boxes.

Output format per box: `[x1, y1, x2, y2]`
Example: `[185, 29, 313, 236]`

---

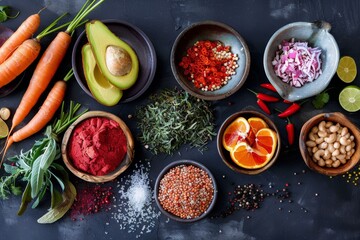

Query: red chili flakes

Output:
[179, 40, 239, 91]
[158, 164, 214, 219]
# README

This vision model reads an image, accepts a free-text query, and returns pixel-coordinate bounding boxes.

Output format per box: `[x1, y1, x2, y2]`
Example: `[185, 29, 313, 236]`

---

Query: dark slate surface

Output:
[1, 0, 360, 239]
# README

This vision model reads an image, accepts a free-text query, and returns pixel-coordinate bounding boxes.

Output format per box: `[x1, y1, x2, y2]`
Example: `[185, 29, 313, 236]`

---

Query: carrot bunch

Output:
[1, 0, 105, 166]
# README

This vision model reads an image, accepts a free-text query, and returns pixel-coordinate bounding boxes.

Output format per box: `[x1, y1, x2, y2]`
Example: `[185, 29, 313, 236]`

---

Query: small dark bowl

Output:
[72, 19, 157, 103]
[171, 20, 250, 100]
[154, 160, 217, 222]
[0, 26, 25, 98]
[217, 110, 281, 174]
[299, 112, 360, 176]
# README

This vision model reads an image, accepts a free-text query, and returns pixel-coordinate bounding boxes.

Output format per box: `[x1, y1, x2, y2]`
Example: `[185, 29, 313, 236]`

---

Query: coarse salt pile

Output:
[110, 160, 160, 238]
[272, 38, 322, 87]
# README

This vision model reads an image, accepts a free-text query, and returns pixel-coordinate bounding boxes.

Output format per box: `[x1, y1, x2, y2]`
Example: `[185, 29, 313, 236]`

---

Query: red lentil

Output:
[179, 40, 238, 91]
[158, 164, 214, 219]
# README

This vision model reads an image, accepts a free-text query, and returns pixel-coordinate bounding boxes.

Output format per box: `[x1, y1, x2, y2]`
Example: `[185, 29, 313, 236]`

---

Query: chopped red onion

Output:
[272, 38, 322, 87]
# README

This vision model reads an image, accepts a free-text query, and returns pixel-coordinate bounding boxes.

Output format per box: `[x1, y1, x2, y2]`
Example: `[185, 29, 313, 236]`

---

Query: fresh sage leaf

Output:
[30, 156, 44, 198]
[37, 181, 76, 224]
[32, 183, 47, 209]
[49, 171, 65, 191]
[50, 181, 63, 209]
[18, 182, 32, 216]
[39, 138, 57, 170]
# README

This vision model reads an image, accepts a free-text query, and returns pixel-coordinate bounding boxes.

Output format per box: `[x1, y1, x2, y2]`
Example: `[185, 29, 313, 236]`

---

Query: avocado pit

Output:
[105, 45, 132, 76]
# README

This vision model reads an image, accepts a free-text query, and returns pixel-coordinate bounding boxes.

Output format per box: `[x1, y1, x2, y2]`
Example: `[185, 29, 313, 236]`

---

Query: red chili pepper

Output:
[286, 117, 294, 145]
[257, 99, 271, 114]
[278, 103, 301, 118]
[260, 83, 277, 92]
[283, 99, 292, 104]
[248, 89, 280, 102]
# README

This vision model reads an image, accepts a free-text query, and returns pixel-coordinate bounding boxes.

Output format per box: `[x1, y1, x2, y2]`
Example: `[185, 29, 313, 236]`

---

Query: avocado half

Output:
[81, 44, 123, 106]
[85, 20, 139, 90]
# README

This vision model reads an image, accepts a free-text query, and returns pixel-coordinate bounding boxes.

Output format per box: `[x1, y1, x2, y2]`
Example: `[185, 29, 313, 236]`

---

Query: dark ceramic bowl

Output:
[299, 112, 360, 176]
[217, 110, 281, 175]
[170, 21, 250, 100]
[263, 21, 339, 102]
[0, 26, 25, 98]
[154, 160, 217, 222]
[61, 111, 135, 183]
[72, 19, 157, 103]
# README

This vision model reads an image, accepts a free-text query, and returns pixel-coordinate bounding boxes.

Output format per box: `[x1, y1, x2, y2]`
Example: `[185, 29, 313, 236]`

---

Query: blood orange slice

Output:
[230, 142, 270, 169]
[248, 117, 268, 134]
[222, 117, 251, 151]
[253, 128, 277, 157]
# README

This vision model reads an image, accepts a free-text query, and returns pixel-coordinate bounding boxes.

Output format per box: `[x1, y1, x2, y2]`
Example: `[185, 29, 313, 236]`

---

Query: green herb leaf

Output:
[37, 181, 76, 224]
[50, 181, 63, 209]
[10, 185, 22, 196]
[18, 182, 32, 216]
[30, 156, 45, 198]
[312, 91, 330, 109]
[0, 6, 20, 22]
[39, 138, 57, 170]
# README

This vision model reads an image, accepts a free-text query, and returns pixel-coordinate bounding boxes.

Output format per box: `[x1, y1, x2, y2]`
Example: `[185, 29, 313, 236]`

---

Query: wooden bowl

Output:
[61, 111, 135, 182]
[217, 110, 281, 174]
[299, 112, 360, 176]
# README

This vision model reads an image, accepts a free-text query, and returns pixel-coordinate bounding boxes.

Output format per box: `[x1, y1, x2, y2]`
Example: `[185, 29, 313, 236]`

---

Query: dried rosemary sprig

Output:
[136, 89, 216, 154]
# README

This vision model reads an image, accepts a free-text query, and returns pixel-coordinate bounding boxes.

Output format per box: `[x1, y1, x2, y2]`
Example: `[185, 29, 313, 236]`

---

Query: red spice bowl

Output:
[154, 160, 218, 222]
[61, 111, 135, 183]
[170, 20, 250, 100]
[217, 110, 281, 175]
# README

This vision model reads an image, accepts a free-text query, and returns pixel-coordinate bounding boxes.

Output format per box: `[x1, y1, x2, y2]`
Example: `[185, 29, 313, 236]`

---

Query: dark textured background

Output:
[1, 0, 360, 239]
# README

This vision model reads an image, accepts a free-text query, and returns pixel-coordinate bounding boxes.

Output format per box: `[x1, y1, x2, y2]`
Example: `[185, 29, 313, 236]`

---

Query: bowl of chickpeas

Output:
[299, 112, 360, 176]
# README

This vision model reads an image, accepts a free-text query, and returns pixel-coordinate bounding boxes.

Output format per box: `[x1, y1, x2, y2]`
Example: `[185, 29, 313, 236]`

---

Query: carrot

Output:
[0, 13, 40, 64]
[0, 13, 68, 88]
[1, 70, 74, 166]
[9, 0, 104, 133]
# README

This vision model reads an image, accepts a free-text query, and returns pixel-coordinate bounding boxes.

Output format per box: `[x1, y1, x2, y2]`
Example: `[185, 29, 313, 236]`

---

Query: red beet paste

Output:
[68, 117, 127, 176]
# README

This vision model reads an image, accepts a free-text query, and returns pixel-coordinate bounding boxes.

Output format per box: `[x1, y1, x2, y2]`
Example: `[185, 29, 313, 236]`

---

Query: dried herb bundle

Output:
[136, 89, 215, 154]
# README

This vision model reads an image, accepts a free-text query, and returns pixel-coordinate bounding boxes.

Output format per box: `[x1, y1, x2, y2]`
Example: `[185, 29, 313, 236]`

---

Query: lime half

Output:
[339, 85, 360, 112]
[0, 118, 9, 139]
[337, 56, 357, 83]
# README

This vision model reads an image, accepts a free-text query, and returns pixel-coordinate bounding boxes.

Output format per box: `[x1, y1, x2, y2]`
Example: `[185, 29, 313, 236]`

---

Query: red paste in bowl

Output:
[68, 117, 127, 176]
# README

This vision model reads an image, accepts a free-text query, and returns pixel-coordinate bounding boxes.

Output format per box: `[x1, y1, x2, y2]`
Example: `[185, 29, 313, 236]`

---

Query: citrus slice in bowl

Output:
[248, 117, 268, 134]
[253, 128, 278, 157]
[337, 56, 357, 83]
[230, 142, 270, 169]
[339, 85, 360, 112]
[222, 117, 251, 151]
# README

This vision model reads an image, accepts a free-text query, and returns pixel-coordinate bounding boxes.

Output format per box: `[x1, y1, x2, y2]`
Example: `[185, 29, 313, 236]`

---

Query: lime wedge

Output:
[339, 85, 360, 112]
[0, 118, 9, 139]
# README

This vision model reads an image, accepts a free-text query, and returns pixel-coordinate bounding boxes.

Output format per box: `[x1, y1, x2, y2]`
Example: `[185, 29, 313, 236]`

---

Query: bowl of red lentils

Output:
[155, 160, 217, 222]
[170, 20, 250, 100]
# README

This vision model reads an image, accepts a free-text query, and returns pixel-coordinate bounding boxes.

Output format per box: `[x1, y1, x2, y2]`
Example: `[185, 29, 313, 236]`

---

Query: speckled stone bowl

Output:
[154, 160, 217, 222]
[171, 21, 250, 100]
[263, 21, 339, 102]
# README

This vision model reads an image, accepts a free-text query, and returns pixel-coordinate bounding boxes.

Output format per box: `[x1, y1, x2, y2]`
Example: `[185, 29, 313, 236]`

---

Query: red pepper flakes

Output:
[70, 184, 113, 221]
[179, 40, 238, 91]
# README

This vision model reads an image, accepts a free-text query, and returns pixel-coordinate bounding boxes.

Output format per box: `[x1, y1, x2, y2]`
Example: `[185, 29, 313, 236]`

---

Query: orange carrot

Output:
[1, 80, 67, 166]
[0, 13, 68, 89]
[0, 39, 41, 88]
[9, 32, 72, 130]
[9, 0, 104, 133]
[0, 13, 40, 64]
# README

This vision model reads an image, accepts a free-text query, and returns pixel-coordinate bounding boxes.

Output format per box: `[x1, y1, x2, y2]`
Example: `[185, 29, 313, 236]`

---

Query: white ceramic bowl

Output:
[263, 21, 339, 102]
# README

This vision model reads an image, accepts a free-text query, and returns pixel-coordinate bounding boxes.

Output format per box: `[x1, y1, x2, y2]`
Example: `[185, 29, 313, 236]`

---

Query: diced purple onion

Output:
[272, 38, 322, 87]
